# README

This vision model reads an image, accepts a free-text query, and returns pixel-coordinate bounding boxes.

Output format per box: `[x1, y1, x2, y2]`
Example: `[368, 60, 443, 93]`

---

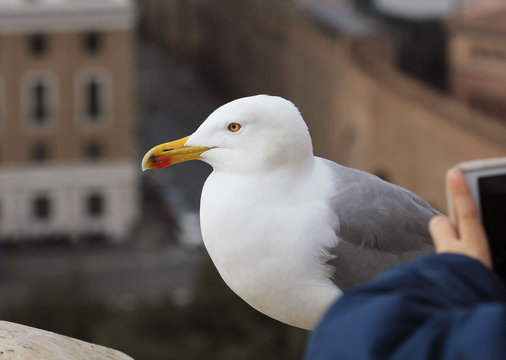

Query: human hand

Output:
[429, 169, 492, 269]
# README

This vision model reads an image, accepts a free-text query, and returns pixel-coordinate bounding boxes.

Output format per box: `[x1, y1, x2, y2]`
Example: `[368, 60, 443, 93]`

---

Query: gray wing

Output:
[322, 160, 439, 290]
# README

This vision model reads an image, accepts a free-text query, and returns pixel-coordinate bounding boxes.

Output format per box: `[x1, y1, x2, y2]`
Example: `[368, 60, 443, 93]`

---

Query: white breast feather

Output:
[199, 160, 341, 329]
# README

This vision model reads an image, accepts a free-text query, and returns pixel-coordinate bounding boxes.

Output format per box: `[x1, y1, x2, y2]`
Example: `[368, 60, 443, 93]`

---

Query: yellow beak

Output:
[141, 136, 211, 171]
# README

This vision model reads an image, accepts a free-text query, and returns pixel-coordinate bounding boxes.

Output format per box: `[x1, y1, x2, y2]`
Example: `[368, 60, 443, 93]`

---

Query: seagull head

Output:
[142, 95, 314, 173]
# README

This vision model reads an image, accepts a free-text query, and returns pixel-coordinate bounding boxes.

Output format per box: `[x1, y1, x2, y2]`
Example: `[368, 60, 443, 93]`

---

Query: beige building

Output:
[0, 0, 138, 242]
[449, 4, 506, 120]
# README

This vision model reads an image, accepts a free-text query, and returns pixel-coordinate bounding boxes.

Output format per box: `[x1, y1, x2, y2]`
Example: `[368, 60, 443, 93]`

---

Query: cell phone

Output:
[446, 157, 506, 280]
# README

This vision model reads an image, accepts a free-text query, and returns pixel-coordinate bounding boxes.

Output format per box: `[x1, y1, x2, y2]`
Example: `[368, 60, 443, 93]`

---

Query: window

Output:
[470, 46, 506, 62]
[83, 75, 105, 123]
[83, 32, 102, 55]
[28, 34, 48, 57]
[76, 71, 110, 126]
[86, 193, 104, 217]
[468, 93, 506, 119]
[83, 140, 103, 161]
[30, 142, 50, 163]
[0, 78, 3, 128]
[33, 195, 51, 220]
[27, 76, 52, 126]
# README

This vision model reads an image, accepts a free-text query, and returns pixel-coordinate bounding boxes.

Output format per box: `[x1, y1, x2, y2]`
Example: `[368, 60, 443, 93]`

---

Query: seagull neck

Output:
[209, 154, 315, 176]
[218, 159, 317, 198]
[253, 155, 316, 178]
[271, 156, 315, 175]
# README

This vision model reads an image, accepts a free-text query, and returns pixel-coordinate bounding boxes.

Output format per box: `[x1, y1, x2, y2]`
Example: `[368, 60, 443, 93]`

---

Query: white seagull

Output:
[142, 95, 436, 330]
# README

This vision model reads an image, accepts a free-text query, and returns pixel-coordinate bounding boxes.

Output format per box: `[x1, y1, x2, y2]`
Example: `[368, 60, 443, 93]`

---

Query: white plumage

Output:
[143, 95, 436, 329]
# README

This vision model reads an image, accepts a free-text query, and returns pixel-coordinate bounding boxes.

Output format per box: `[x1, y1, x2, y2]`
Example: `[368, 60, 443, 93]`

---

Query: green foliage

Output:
[1, 260, 308, 360]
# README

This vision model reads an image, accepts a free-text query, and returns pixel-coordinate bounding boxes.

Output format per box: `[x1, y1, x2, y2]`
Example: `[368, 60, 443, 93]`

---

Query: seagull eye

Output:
[227, 122, 241, 132]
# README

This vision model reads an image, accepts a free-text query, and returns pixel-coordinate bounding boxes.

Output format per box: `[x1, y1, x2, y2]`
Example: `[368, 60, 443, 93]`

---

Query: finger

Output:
[429, 215, 458, 253]
[447, 169, 488, 244]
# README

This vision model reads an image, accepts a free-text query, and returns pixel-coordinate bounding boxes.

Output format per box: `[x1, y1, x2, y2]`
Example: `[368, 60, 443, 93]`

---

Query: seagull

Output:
[142, 95, 437, 330]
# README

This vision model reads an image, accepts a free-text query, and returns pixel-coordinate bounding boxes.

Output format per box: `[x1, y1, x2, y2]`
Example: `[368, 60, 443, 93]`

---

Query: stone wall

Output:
[0, 321, 132, 360]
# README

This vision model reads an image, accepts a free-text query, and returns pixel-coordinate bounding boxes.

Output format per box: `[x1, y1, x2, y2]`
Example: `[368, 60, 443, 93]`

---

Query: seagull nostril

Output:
[163, 148, 174, 152]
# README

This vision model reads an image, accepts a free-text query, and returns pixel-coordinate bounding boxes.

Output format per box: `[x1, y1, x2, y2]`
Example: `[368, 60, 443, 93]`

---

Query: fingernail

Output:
[448, 168, 462, 184]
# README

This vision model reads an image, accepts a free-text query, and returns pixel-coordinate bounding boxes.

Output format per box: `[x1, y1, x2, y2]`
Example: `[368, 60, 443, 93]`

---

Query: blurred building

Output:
[457, 0, 505, 15]
[140, 0, 506, 210]
[373, 0, 469, 20]
[448, 3, 506, 121]
[0, 0, 138, 243]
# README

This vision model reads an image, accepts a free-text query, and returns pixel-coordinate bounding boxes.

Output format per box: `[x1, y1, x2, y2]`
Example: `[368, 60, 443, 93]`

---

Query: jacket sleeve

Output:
[305, 254, 506, 360]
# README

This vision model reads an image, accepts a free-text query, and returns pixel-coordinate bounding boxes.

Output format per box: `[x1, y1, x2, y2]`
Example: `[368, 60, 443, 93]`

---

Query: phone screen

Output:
[479, 174, 506, 280]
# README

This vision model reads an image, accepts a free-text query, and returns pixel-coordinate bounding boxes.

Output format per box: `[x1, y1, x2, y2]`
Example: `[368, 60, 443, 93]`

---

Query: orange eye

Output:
[227, 122, 241, 132]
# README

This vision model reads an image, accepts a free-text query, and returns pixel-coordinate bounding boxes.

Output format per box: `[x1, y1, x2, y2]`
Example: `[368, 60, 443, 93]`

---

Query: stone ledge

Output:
[0, 321, 133, 360]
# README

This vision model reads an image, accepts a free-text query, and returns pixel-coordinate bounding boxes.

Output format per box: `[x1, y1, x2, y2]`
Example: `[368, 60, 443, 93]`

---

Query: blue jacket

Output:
[305, 254, 506, 360]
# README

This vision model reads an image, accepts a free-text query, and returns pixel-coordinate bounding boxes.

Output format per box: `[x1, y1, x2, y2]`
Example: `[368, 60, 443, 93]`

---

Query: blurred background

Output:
[0, 0, 505, 358]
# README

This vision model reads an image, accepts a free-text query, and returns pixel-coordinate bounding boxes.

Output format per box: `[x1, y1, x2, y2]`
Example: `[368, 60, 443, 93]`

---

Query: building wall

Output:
[141, 0, 506, 211]
[0, 4, 138, 242]
[0, 163, 138, 241]
[0, 30, 135, 165]
[448, 10, 506, 120]
[140, 0, 200, 60]
[336, 38, 506, 207]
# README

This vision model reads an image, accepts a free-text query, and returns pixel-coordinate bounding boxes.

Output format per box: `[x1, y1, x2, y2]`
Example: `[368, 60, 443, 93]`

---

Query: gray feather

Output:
[322, 160, 438, 290]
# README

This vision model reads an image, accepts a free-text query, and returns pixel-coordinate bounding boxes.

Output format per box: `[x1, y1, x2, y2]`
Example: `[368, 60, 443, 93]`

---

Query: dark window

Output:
[468, 93, 506, 119]
[33, 195, 51, 220]
[83, 140, 103, 161]
[87, 193, 104, 217]
[83, 76, 104, 122]
[471, 46, 506, 62]
[31, 142, 50, 162]
[471, 47, 487, 58]
[29, 34, 48, 57]
[0, 82, 3, 126]
[83, 32, 102, 55]
[30, 78, 50, 125]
